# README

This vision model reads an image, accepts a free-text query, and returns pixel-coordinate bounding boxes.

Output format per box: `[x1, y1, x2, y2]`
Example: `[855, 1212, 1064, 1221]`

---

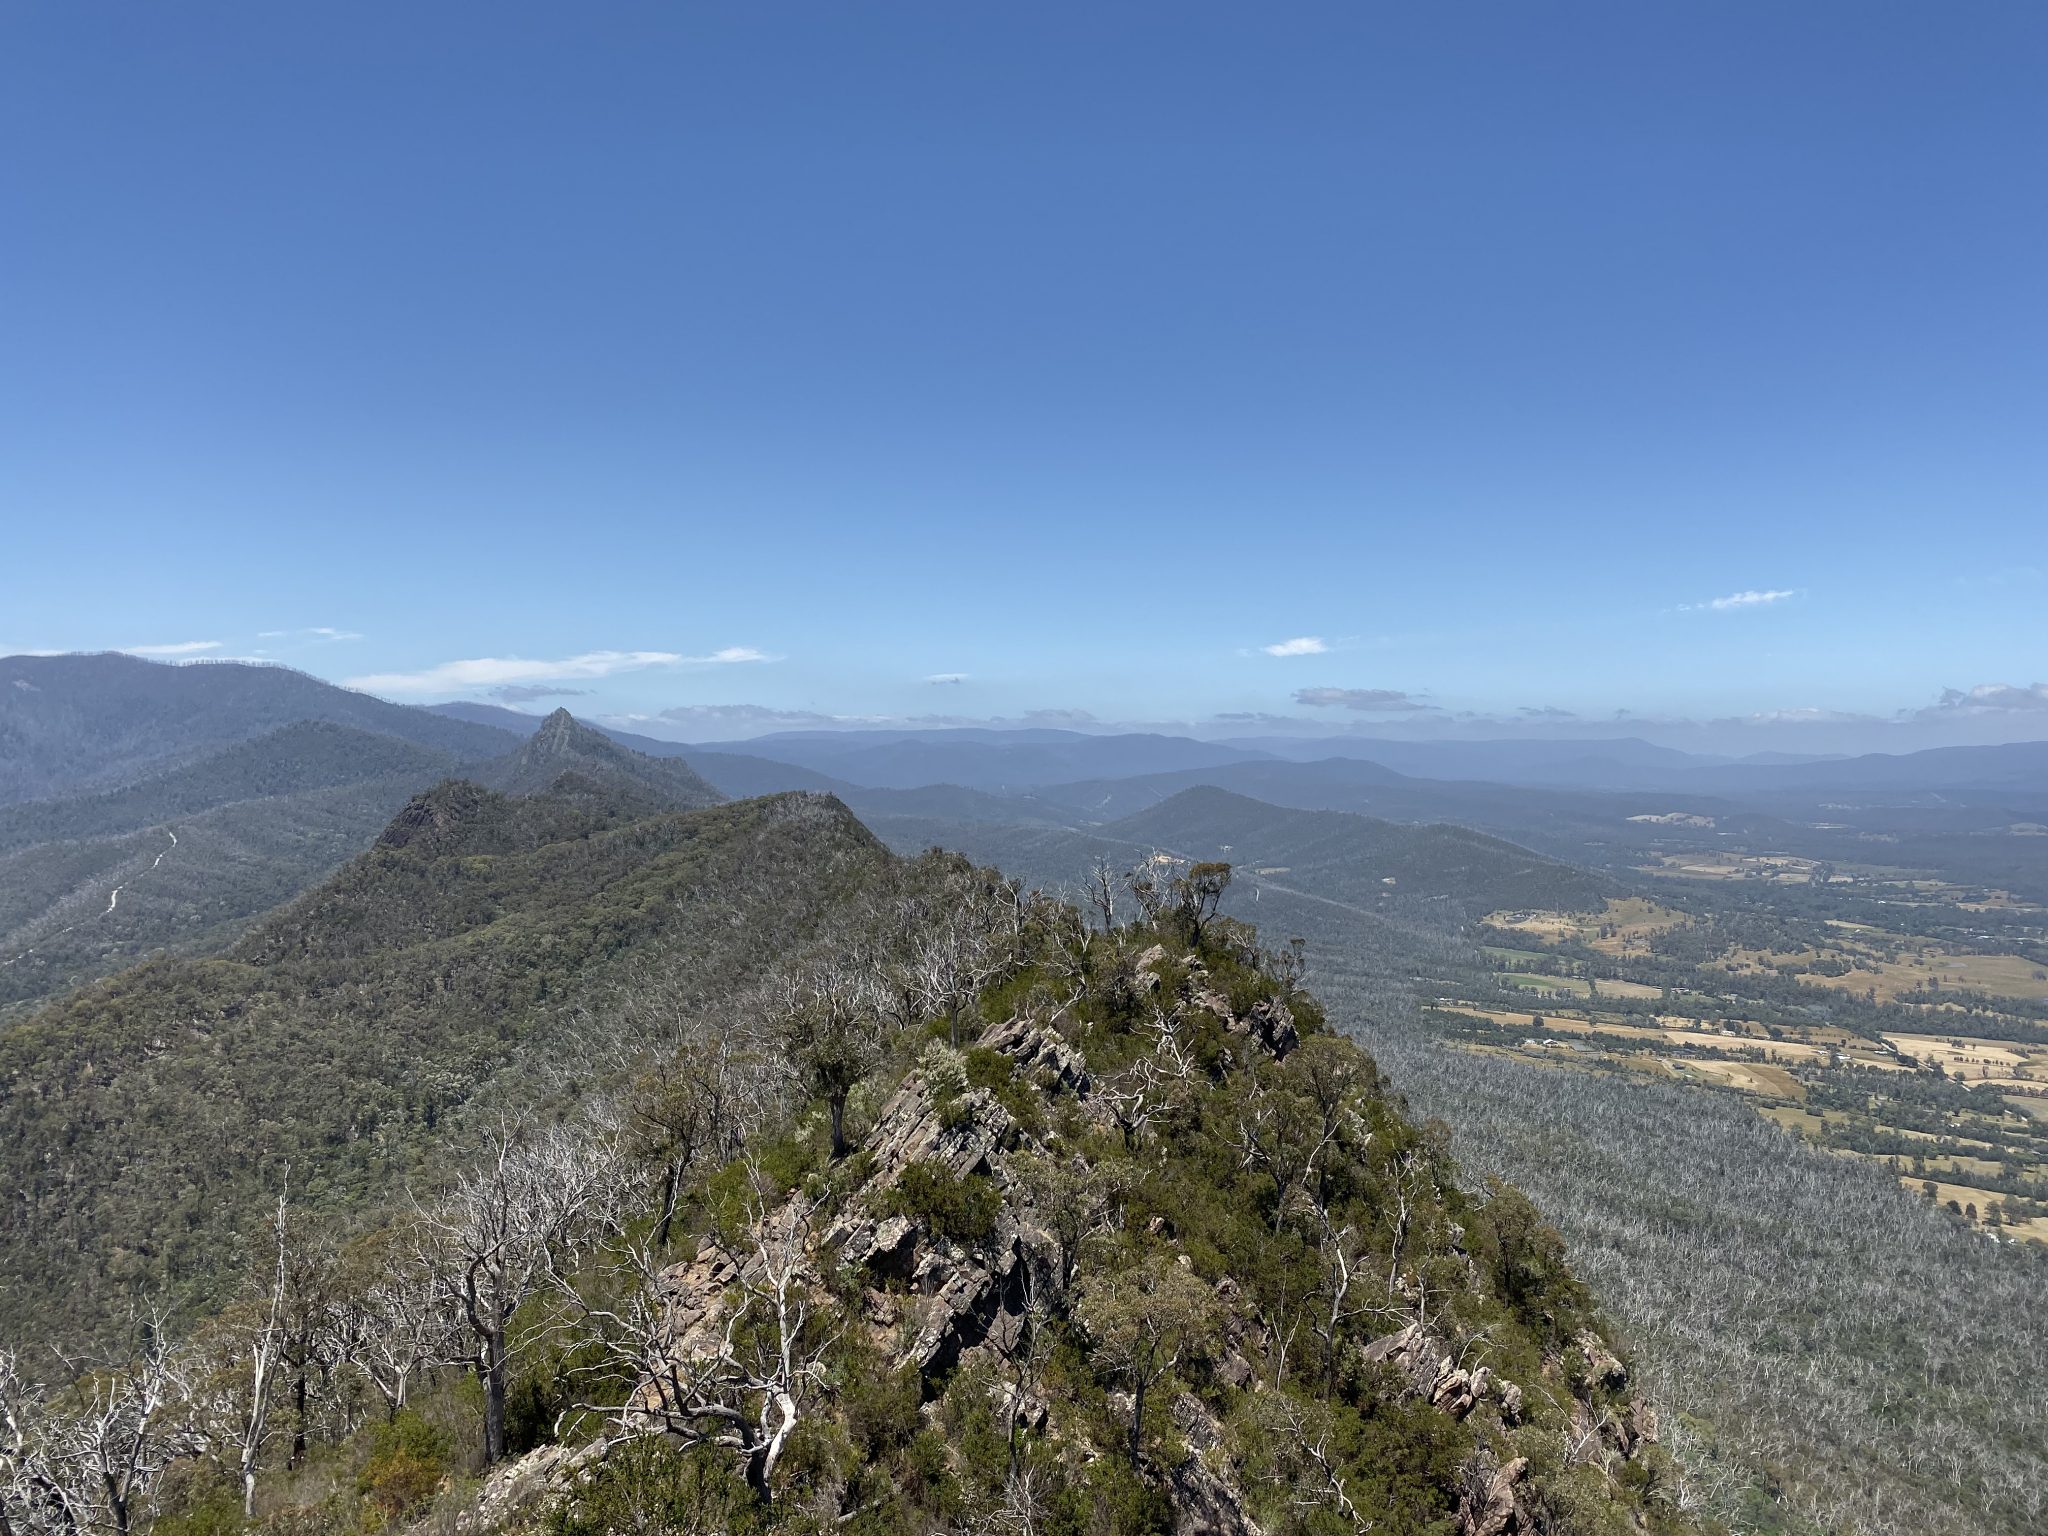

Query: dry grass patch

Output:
[1592, 977, 1663, 999]
[1644, 851, 1832, 884]
[1486, 896, 1687, 956]
[1499, 971, 1593, 997]
[1882, 1033, 2048, 1083]
[1716, 926, 2048, 1004]
[1897, 1176, 2048, 1245]
[1670, 1057, 1806, 1099]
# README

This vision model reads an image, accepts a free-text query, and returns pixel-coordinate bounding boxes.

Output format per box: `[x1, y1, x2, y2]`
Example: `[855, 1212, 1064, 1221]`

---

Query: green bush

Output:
[547, 1438, 769, 1536]
[886, 1160, 1002, 1246]
[357, 1411, 450, 1523]
[150, 1469, 245, 1536]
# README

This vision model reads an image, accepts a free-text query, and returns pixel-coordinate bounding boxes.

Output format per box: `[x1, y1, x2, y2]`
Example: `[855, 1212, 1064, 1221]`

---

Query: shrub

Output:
[887, 1160, 1002, 1246]
[547, 1438, 768, 1536]
[357, 1411, 450, 1523]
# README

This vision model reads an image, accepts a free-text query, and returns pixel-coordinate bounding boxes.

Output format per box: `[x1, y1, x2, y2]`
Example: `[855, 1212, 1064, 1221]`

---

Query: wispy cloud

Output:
[1262, 636, 1327, 657]
[1951, 565, 2041, 589]
[1294, 686, 1433, 712]
[346, 646, 773, 696]
[121, 640, 222, 657]
[1682, 588, 1799, 612]
[258, 626, 364, 642]
[638, 701, 1106, 740]
[489, 684, 592, 703]
[697, 646, 774, 665]
[650, 703, 851, 737]
[925, 672, 969, 685]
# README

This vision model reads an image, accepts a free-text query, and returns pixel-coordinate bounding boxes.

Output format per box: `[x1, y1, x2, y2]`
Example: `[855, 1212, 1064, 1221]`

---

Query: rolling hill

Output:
[1104, 785, 1612, 912]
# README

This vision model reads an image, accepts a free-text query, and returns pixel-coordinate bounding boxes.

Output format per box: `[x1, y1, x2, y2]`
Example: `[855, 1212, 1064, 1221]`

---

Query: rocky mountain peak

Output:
[523, 708, 613, 759]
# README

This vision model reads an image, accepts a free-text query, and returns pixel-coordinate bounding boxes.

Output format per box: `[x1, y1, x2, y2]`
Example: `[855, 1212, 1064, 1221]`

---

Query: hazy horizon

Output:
[7, 649, 2046, 759]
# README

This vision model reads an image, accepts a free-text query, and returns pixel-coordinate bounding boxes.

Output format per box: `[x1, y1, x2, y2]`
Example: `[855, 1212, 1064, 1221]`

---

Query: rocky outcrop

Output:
[510, 917, 1686, 1536]
[1365, 1323, 1500, 1424]
[979, 1012, 1093, 1097]
[1364, 1317, 1659, 1535]
[1458, 1455, 1528, 1536]
[1168, 1393, 1262, 1536]
[455, 1439, 608, 1536]
[657, 1016, 1071, 1411]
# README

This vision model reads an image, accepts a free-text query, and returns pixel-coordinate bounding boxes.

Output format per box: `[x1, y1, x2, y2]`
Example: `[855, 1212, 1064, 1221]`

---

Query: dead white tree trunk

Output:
[237, 1185, 290, 1518]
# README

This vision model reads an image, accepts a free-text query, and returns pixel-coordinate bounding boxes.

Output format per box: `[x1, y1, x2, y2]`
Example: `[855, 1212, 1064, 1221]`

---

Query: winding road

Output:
[0, 826, 180, 970]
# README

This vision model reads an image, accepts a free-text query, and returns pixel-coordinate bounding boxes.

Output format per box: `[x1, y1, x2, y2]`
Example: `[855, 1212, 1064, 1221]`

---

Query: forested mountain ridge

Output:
[0, 653, 514, 805]
[0, 782, 887, 1340]
[0, 852, 1697, 1536]
[0, 710, 723, 1017]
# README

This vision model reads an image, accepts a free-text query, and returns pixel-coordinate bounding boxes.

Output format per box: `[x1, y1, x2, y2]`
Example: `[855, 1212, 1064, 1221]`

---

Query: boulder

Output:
[1458, 1455, 1528, 1536]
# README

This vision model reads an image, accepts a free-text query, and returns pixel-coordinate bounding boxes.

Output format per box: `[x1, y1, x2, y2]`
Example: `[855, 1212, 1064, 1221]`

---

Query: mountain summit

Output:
[481, 708, 724, 812]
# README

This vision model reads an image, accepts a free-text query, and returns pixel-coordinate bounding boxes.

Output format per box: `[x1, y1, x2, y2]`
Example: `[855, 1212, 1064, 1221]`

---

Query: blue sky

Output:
[2, 3, 2044, 751]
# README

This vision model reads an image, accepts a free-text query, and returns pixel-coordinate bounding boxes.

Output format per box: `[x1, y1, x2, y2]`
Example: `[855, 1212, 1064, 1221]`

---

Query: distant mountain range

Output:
[634, 724, 1272, 791]
[0, 720, 462, 856]
[0, 652, 512, 804]
[432, 700, 2048, 799]
[1109, 785, 1611, 911]
[6, 657, 2043, 1014]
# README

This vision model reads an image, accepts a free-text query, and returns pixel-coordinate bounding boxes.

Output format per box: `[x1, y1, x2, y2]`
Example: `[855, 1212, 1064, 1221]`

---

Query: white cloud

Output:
[346, 646, 773, 696]
[1262, 636, 1328, 656]
[1922, 682, 2048, 716]
[925, 672, 969, 685]
[121, 640, 223, 657]
[1682, 588, 1799, 612]
[259, 626, 364, 642]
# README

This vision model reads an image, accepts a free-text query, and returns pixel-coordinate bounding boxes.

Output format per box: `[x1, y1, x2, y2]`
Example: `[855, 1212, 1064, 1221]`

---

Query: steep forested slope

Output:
[0, 772, 452, 1012]
[524, 900, 1696, 1536]
[0, 712, 722, 1016]
[0, 857, 1696, 1536]
[0, 721, 464, 854]
[0, 786, 887, 1338]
